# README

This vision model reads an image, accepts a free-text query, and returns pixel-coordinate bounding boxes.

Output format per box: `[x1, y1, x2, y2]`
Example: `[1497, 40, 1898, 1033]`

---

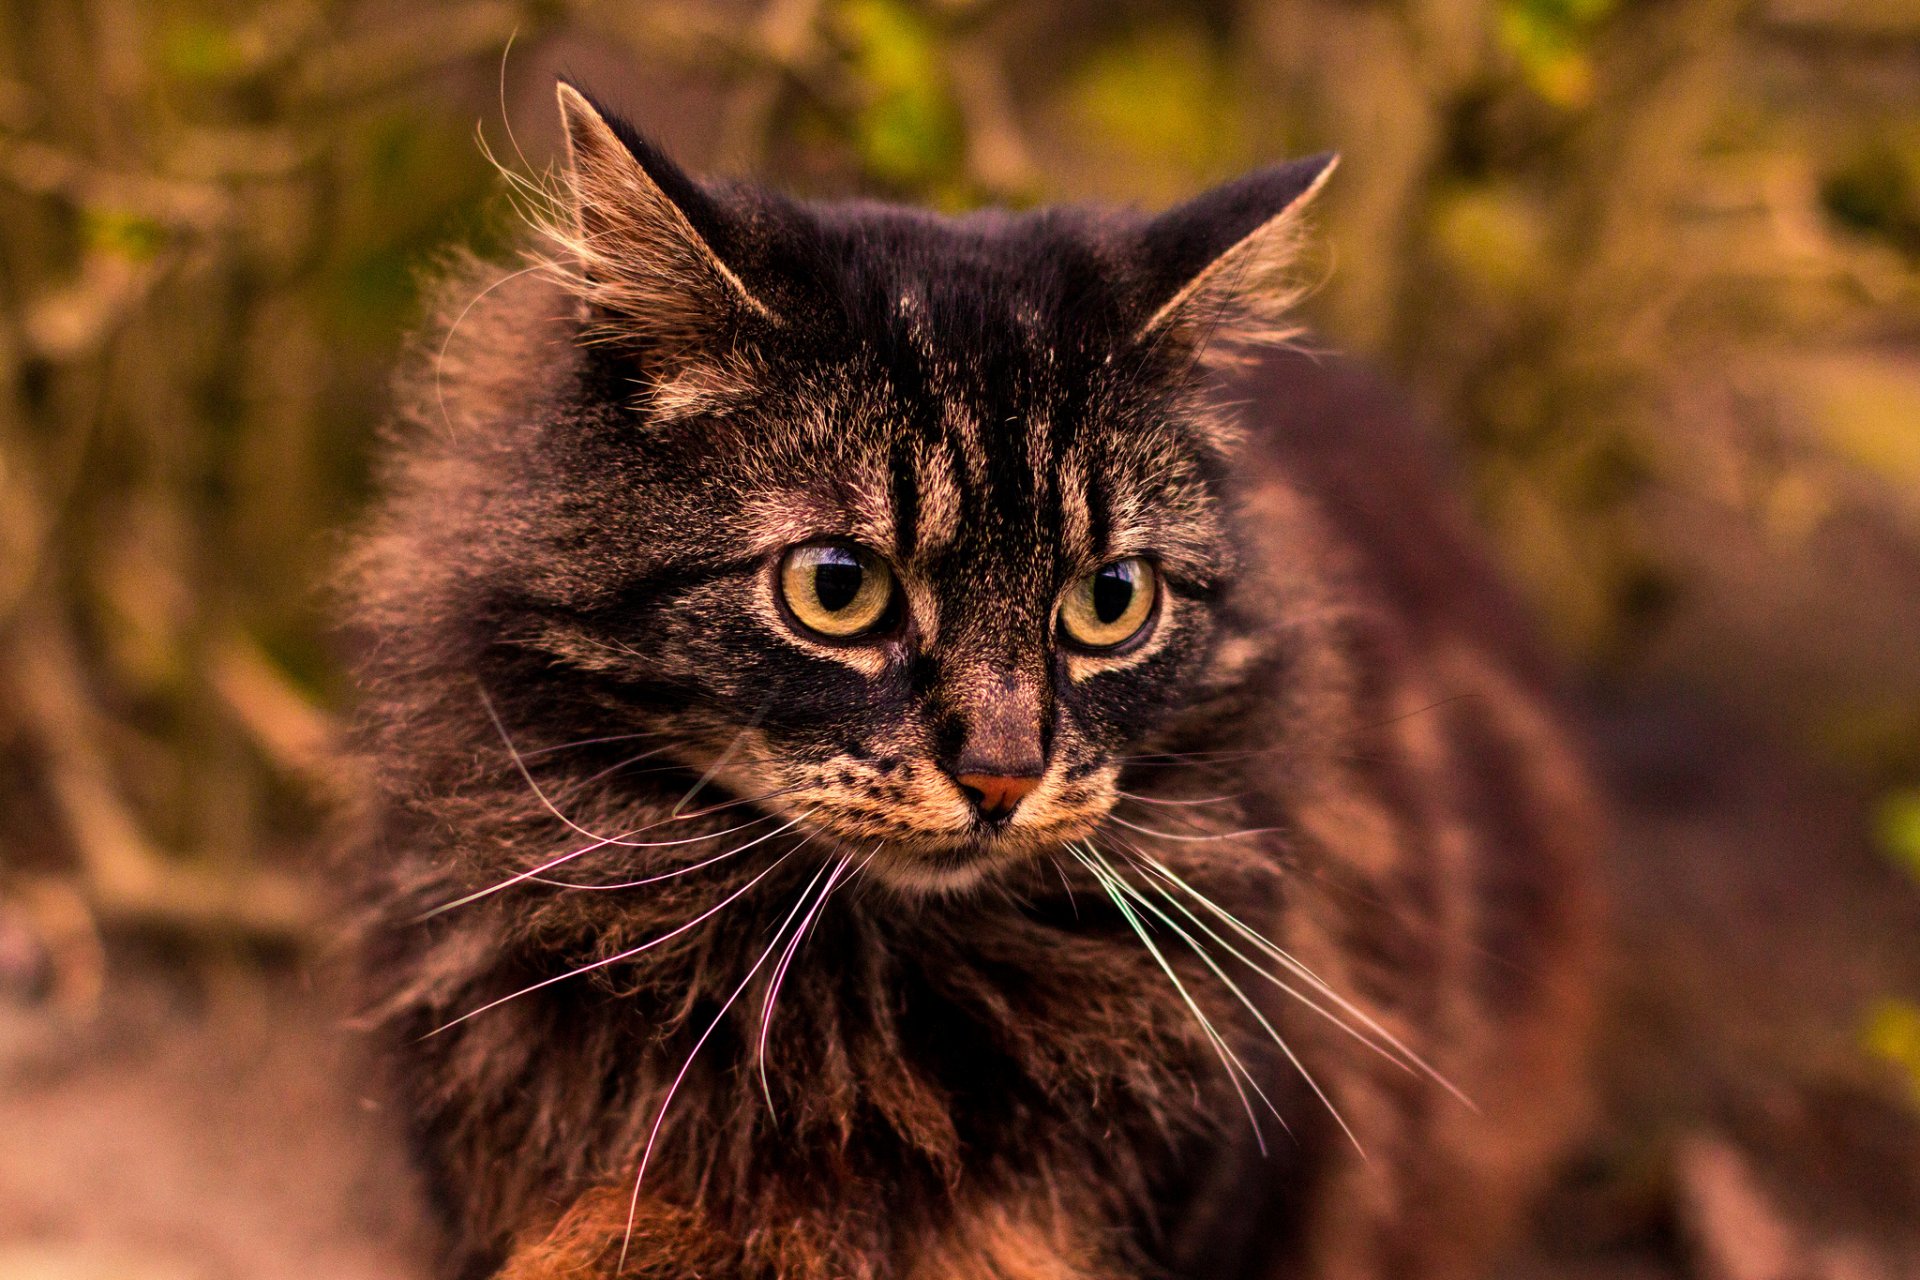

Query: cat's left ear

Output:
[1130, 154, 1338, 362]
[551, 81, 779, 358]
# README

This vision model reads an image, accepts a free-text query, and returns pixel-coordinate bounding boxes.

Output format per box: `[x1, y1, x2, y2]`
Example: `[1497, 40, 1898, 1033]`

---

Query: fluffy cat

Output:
[342, 81, 1598, 1280]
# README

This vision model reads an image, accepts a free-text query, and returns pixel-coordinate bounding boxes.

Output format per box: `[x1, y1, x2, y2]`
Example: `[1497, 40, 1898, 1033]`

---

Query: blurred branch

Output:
[293, 0, 532, 103]
[20, 250, 174, 363]
[8, 610, 316, 944]
[208, 632, 355, 805]
[717, 0, 830, 171]
[0, 136, 234, 231]
[948, 39, 1037, 197]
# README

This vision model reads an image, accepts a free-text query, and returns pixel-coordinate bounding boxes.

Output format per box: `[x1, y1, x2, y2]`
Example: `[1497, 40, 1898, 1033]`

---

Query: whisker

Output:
[549, 744, 681, 797]
[1069, 844, 1278, 1154]
[434, 263, 549, 438]
[424, 846, 800, 1036]
[1048, 856, 1080, 919]
[1085, 845, 1361, 1156]
[663, 783, 809, 825]
[1122, 849, 1401, 1073]
[671, 706, 767, 817]
[416, 808, 795, 919]
[1105, 814, 1284, 844]
[757, 849, 864, 1116]
[520, 728, 676, 759]
[479, 683, 798, 850]
[478, 683, 639, 846]
[525, 813, 812, 891]
[1124, 845, 1473, 1110]
[1115, 789, 1245, 808]
[620, 855, 835, 1269]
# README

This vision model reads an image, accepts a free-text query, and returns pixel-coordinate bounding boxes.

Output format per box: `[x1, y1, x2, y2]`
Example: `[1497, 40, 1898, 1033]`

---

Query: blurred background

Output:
[0, 0, 1917, 1276]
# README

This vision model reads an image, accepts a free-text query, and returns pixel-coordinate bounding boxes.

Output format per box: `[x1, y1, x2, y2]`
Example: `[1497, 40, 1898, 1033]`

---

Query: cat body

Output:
[344, 84, 1597, 1280]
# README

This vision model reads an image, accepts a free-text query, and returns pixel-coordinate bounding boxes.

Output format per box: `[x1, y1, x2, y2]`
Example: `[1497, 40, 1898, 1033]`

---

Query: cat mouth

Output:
[864, 840, 1024, 894]
[833, 814, 1107, 896]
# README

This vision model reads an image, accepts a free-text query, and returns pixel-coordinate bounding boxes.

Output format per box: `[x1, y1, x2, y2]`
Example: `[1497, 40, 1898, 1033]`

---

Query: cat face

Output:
[479, 86, 1332, 894]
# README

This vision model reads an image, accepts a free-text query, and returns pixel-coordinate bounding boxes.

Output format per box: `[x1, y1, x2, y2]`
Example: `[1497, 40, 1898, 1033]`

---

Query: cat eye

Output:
[778, 541, 897, 640]
[1058, 557, 1158, 651]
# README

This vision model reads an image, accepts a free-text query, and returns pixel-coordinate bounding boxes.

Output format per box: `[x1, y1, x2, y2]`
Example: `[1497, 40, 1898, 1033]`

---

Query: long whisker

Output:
[529, 814, 810, 891]
[425, 846, 800, 1036]
[1115, 790, 1245, 808]
[1068, 844, 1278, 1154]
[1105, 814, 1284, 844]
[671, 705, 767, 817]
[1048, 856, 1079, 919]
[479, 684, 642, 846]
[478, 684, 794, 850]
[416, 807, 795, 919]
[435, 262, 549, 438]
[520, 728, 676, 759]
[1120, 846, 1405, 1074]
[620, 855, 835, 1269]
[1124, 845, 1472, 1110]
[756, 849, 864, 1116]
[1084, 844, 1361, 1156]
[550, 744, 681, 797]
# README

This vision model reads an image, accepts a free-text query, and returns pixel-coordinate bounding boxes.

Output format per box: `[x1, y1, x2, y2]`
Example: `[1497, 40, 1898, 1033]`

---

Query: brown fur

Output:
[341, 85, 1598, 1280]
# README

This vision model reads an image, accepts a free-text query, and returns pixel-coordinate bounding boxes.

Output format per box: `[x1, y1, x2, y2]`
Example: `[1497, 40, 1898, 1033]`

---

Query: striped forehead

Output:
[830, 393, 1113, 575]
[764, 274, 1208, 575]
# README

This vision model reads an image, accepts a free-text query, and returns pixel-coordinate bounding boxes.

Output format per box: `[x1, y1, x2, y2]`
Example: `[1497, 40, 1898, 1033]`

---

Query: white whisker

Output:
[529, 814, 810, 891]
[671, 707, 766, 816]
[1085, 844, 1362, 1156]
[1069, 844, 1278, 1154]
[478, 683, 796, 852]
[1105, 814, 1284, 844]
[424, 846, 800, 1036]
[520, 728, 675, 759]
[620, 855, 834, 1269]
[416, 810, 797, 918]
[757, 850, 862, 1116]
[1125, 845, 1473, 1110]
[1116, 789, 1245, 808]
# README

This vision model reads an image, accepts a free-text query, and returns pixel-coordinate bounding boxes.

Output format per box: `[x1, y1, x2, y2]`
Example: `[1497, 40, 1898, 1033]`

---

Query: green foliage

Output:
[1497, 0, 1618, 107]
[1062, 23, 1247, 197]
[324, 109, 502, 346]
[81, 207, 170, 262]
[157, 17, 258, 82]
[832, 0, 966, 196]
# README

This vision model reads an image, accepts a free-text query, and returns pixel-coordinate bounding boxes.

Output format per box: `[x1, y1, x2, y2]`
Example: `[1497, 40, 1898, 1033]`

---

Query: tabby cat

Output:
[343, 81, 1598, 1280]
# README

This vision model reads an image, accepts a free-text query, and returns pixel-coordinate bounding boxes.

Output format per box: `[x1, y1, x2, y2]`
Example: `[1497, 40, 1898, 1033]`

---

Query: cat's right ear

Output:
[552, 81, 777, 361]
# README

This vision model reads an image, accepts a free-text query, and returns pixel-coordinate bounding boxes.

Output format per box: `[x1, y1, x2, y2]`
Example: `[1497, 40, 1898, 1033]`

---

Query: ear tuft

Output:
[1133, 154, 1338, 365]
[547, 81, 775, 366]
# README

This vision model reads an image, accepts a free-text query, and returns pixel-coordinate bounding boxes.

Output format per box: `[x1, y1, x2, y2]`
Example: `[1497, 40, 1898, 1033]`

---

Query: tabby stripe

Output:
[890, 436, 920, 560]
[1084, 459, 1112, 558]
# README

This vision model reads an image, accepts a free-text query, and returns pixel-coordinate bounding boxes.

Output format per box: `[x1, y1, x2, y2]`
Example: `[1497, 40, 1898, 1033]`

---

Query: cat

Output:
[341, 79, 1599, 1280]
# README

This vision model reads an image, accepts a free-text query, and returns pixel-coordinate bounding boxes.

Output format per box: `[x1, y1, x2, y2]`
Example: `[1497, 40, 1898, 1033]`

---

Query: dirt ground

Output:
[2, 696, 1917, 1280]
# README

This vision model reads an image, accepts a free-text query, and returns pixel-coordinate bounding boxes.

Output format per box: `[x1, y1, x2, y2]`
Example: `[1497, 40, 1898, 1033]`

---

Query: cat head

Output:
[385, 84, 1333, 895]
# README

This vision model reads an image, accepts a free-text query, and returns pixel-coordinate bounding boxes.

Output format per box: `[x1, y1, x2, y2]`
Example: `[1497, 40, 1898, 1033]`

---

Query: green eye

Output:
[1058, 557, 1158, 651]
[778, 542, 895, 640]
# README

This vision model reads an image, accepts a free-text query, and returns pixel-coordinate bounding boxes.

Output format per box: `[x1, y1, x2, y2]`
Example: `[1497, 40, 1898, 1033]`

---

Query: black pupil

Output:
[1091, 563, 1136, 625]
[813, 550, 865, 613]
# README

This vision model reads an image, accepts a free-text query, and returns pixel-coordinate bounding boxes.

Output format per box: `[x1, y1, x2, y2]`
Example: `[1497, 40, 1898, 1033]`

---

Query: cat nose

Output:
[943, 665, 1048, 821]
[954, 772, 1041, 821]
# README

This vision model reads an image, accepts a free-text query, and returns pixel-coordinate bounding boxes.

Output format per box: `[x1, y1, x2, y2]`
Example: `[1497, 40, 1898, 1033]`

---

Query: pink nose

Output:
[956, 773, 1040, 820]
